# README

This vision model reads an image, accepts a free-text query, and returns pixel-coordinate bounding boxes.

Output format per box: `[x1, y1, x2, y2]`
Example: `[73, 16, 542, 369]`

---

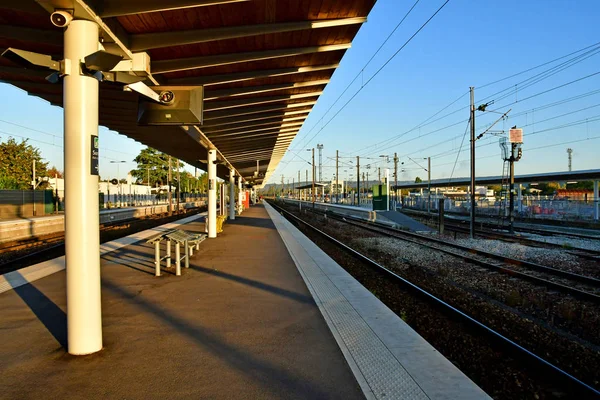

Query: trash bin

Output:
[216, 215, 226, 233]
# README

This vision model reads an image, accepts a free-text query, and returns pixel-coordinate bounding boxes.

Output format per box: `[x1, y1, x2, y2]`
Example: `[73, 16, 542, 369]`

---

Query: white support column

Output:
[237, 176, 243, 213]
[64, 20, 102, 355]
[594, 180, 599, 221]
[207, 149, 217, 238]
[229, 168, 236, 220]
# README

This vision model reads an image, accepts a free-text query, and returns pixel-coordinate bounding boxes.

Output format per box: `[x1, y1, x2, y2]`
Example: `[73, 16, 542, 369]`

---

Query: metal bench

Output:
[146, 229, 177, 277]
[146, 229, 206, 277]
[164, 230, 207, 276]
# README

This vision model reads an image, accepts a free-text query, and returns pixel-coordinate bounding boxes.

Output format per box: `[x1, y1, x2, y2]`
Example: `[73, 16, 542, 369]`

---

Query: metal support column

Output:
[312, 148, 315, 206]
[469, 86, 476, 239]
[356, 156, 360, 206]
[207, 149, 217, 238]
[64, 20, 102, 355]
[237, 175, 243, 213]
[336, 150, 339, 204]
[229, 168, 235, 220]
[594, 180, 599, 221]
[427, 157, 431, 214]
[509, 144, 515, 234]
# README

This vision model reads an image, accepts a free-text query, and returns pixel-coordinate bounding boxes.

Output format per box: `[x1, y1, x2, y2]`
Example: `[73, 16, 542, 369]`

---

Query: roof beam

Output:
[209, 125, 299, 138]
[152, 43, 351, 74]
[215, 133, 295, 145]
[203, 101, 315, 120]
[0, 25, 62, 47]
[201, 110, 310, 128]
[204, 79, 329, 100]
[98, 0, 250, 18]
[131, 18, 365, 51]
[167, 64, 338, 86]
[202, 118, 306, 134]
[204, 92, 322, 112]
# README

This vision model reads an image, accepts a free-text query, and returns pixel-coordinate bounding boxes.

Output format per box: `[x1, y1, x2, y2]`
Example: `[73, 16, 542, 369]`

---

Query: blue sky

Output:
[0, 0, 598, 184]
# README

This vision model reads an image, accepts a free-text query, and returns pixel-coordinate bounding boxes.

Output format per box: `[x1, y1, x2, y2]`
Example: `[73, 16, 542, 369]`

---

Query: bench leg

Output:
[190, 245, 194, 257]
[196, 242, 200, 251]
[175, 243, 181, 276]
[185, 240, 190, 269]
[166, 239, 171, 268]
[154, 241, 161, 277]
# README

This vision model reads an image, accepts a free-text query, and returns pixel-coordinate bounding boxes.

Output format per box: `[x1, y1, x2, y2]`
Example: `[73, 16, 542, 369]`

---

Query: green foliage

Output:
[0, 137, 48, 189]
[566, 181, 594, 190]
[536, 182, 562, 195]
[130, 146, 208, 192]
[414, 176, 422, 183]
[489, 185, 502, 195]
[47, 166, 63, 178]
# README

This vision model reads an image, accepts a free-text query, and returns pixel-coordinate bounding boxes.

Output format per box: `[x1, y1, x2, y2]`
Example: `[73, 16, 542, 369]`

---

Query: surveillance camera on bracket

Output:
[50, 10, 73, 28]
[137, 86, 204, 126]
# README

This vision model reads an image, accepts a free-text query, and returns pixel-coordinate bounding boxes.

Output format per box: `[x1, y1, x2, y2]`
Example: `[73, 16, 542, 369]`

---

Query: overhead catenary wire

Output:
[365, 70, 600, 161]
[357, 44, 600, 159]
[289, 0, 423, 152]
[272, 0, 452, 182]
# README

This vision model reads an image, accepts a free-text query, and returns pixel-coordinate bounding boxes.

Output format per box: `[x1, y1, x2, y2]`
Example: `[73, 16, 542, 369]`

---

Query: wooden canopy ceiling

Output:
[0, 0, 376, 185]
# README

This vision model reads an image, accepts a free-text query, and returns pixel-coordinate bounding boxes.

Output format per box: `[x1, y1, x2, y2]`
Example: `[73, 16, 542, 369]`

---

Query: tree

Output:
[414, 176, 422, 183]
[130, 146, 207, 192]
[489, 185, 502, 196]
[47, 166, 63, 178]
[537, 182, 561, 195]
[566, 181, 594, 190]
[0, 137, 48, 189]
[130, 147, 172, 187]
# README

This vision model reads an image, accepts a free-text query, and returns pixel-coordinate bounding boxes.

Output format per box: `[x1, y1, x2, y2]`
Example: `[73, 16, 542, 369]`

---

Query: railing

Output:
[401, 196, 600, 221]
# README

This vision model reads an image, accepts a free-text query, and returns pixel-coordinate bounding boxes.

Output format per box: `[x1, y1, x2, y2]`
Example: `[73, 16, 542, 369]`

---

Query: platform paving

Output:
[0, 205, 364, 399]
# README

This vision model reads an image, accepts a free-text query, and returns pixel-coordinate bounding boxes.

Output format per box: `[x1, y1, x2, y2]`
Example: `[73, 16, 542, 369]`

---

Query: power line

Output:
[402, 95, 600, 159]
[478, 41, 600, 90]
[357, 43, 600, 159]
[275, 0, 452, 180]
[289, 0, 423, 152]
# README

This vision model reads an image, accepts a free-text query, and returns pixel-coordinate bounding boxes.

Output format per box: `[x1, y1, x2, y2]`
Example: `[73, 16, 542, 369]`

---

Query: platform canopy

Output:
[0, 0, 375, 187]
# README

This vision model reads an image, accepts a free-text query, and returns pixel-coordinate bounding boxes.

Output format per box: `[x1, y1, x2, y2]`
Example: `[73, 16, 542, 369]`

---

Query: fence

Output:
[101, 192, 207, 209]
[0, 190, 56, 219]
[401, 195, 600, 221]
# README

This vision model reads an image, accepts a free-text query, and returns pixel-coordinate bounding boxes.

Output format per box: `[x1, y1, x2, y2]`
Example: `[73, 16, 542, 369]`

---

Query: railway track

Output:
[399, 208, 600, 260]
[269, 200, 600, 398]
[302, 206, 600, 303]
[403, 208, 600, 240]
[442, 221, 600, 260]
[0, 208, 204, 274]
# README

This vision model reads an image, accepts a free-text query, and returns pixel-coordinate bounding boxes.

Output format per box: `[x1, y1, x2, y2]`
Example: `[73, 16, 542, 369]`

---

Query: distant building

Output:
[556, 189, 594, 201]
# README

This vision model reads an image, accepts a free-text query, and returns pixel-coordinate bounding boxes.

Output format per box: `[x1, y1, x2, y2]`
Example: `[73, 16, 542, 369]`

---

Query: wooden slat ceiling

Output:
[0, 0, 376, 186]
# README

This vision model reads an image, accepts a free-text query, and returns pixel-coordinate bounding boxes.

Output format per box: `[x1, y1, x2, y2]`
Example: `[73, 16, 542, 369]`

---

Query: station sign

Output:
[509, 128, 523, 143]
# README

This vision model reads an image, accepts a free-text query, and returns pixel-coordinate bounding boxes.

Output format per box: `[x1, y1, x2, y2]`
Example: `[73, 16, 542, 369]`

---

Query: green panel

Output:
[372, 184, 388, 211]
[44, 190, 54, 214]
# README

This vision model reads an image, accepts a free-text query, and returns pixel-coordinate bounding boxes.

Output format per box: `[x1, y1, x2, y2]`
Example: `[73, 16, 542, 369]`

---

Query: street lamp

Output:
[110, 160, 126, 207]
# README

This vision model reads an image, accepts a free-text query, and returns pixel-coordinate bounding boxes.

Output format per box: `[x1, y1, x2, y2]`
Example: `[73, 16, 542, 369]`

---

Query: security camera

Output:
[159, 90, 175, 105]
[50, 10, 73, 28]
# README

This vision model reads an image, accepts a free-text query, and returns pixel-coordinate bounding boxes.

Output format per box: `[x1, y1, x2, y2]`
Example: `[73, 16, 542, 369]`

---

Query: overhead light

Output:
[1, 48, 60, 71]
[84, 51, 124, 72]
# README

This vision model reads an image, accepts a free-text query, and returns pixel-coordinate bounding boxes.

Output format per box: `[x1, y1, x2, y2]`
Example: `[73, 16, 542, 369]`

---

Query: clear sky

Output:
[0, 0, 598, 184]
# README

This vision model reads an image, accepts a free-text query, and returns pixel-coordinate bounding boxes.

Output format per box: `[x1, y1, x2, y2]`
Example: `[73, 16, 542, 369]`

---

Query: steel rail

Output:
[269, 200, 600, 398]
[311, 207, 600, 289]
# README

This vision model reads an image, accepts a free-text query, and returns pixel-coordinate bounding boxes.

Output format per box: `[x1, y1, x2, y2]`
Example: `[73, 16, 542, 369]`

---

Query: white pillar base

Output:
[207, 149, 217, 238]
[64, 20, 102, 355]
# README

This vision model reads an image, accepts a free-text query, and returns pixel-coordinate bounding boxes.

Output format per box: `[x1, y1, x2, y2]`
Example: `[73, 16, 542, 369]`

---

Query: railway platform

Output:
[0, 203, 489, 399]
[0, 201, 206, 245]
